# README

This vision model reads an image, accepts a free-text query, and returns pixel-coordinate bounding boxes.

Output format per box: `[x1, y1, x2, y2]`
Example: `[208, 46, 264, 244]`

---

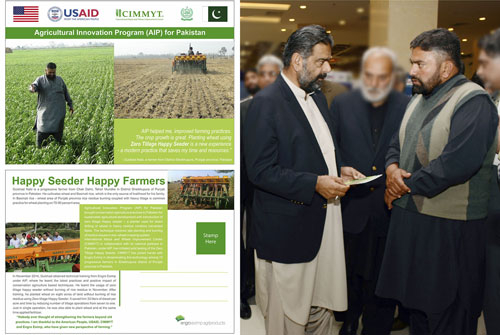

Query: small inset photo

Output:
[5, 223, 80, 272]
[168, 170, 234, 210]
[114, 40, 234, 119]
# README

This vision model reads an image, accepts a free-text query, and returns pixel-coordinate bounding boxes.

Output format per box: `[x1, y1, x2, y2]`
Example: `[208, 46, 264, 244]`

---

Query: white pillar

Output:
[369, 0, 439, 71]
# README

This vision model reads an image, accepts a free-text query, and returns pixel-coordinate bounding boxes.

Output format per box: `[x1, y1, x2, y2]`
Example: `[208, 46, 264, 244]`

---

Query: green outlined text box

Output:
[80, 204, 167, 270]
[114, 119, 234, 164]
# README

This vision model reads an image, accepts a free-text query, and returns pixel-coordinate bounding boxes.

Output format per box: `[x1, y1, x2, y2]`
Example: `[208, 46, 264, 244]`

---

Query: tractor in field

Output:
[172, 44, 207, 74]
[177, 176, 230, 209]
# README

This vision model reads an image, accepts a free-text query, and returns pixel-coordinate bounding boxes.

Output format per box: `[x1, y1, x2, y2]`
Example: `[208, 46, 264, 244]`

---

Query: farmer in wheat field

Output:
[29, 62, 74, 147]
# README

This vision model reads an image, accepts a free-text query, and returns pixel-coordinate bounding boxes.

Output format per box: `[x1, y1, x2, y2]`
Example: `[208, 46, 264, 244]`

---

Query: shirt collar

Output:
[281, 72, 314, 101]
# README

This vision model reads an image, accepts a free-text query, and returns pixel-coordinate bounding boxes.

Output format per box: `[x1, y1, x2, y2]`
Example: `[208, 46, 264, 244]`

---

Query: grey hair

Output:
[361, 47, 397, 71]
[257, 54, 284, 72]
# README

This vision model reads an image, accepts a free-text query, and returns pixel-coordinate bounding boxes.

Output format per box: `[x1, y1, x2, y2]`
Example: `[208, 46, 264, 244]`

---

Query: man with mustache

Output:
[244, 25, 362, 334]
[29, 62, 74, 148]
[376, 28, 498, 335]
[329, 47, 410, 335]
[476, 27, 500, 335]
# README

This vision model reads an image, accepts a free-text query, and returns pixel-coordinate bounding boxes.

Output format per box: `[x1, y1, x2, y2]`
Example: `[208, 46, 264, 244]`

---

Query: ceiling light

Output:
[339, 19, 346, 26]
[240, 16, 281, 23]
[461, 52, 465, 55]
[357, 7, 365, 14]
[240, 2, 291, 11]
[289, 18, 295, 22]
[462, 38, 468, 42]
[479, 17, 486, 21]
[300, 5, 307, 9]
[326, 30, 331, 34]
[448, 27, 454, 31]
[281, 28, 287, 32]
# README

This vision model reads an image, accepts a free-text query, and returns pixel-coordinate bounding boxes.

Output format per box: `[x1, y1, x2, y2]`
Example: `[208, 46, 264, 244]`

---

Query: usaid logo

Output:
[48, 7, 62, 22]
[47, 8, 99, 21]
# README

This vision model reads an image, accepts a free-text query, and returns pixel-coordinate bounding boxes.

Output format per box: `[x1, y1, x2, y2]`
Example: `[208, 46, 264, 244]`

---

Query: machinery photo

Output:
[172, 43, 208, 74]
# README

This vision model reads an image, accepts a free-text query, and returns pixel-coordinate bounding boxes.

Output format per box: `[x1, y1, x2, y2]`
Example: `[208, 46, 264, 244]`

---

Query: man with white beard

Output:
[329, 47, 410, 335]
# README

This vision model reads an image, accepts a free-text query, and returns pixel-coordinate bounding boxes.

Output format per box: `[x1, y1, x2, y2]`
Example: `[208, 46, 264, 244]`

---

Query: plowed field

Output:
[114, 57, 234, 119]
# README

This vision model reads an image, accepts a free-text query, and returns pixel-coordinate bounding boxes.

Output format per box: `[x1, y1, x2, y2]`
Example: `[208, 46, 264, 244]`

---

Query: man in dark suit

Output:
[330, 47, 410, 335]
[244, 25, 363, 334]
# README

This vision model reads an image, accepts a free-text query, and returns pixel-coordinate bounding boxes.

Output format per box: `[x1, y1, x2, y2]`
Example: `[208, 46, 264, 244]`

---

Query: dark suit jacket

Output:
[243, 74, 341, 264]
[330, 89, 410, 236]
[240, 97, 253, 207]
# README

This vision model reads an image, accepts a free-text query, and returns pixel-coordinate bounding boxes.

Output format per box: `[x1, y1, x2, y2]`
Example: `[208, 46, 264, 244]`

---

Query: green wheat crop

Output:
[5, 46, 114, 164]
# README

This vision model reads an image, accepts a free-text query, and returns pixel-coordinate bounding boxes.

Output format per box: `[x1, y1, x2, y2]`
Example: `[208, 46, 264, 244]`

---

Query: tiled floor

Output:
[241, 304, 488, 335]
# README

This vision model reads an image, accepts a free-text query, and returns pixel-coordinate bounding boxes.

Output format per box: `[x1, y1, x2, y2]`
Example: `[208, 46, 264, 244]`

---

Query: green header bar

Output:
[6, 27, 234, 39]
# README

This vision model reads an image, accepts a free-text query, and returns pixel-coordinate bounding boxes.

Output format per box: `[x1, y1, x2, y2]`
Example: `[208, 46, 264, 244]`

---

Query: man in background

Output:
[330, 47, 409, 335]
[20, 233, 27, 246]
[476, 27, 500, 335]
[53, 231, 64, 241]
[255, 55, 283, 90]
[241, 55, 284, 119]
[30, 62, 74, 148]
[240, 54, 283, 319]
[393, 66, 408, 93]
[25, 235, 37, 247]
[9, 234, 20, 248]
[376, 28, 498, 335]
[242, 69, 259, 102]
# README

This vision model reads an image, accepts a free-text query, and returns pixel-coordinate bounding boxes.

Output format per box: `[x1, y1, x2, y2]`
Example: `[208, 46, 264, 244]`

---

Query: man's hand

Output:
[316, 175, 350, 200]
[341, 166, 366, 182]
[384, 189, 399, 209]
[29, 84, 36, 93]
[69, 108, 74, 116]
[386, 163, 411, 198]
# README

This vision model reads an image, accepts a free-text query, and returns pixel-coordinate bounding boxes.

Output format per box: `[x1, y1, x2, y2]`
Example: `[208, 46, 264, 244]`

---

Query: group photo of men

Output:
[240, 1, 500, 335]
